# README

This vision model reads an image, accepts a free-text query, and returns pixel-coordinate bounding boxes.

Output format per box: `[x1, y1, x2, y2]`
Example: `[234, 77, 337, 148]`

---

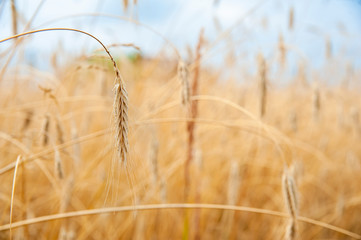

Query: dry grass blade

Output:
[0, 204, 360, 239]
[10, 155, 22, 239]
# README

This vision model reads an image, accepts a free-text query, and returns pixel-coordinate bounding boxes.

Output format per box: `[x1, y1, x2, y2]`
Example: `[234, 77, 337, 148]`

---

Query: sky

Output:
[0, 0, 360, 81]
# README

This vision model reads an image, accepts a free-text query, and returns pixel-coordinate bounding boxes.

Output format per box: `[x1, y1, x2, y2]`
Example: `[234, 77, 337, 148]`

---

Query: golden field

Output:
[1, 1, 361, 239]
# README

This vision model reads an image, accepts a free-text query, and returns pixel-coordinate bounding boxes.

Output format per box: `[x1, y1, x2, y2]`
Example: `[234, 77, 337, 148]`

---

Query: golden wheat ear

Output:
[282, 168, 298, 240]
[178, 60, 190, 108]
[113, 72, 129, 166]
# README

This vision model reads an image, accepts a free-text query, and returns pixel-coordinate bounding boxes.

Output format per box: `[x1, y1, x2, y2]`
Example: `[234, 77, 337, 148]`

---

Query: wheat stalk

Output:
[258, 53, 267, 118]
[185, 30, 204, 240]
[185, 30, 204, 202]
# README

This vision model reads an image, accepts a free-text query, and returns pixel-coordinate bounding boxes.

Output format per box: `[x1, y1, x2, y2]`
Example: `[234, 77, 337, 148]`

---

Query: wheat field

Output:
[1, 1, 361, 239]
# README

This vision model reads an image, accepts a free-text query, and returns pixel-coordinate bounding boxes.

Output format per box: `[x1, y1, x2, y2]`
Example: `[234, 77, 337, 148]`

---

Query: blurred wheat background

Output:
[1, 0, 361, 239]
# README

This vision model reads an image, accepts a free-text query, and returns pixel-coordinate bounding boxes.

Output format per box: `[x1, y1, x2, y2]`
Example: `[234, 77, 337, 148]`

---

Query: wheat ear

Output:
[113, 68, 129, 165]
[178, 60, 190, 107]
[41, 114, 50, 146]
[54, 147, 64, 179]
[282, 168, 298, 240]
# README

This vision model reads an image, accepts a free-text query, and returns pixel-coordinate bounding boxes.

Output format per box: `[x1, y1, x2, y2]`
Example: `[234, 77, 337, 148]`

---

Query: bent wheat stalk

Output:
[1, 204, 360, 239]
[0, 28, 129, 165]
